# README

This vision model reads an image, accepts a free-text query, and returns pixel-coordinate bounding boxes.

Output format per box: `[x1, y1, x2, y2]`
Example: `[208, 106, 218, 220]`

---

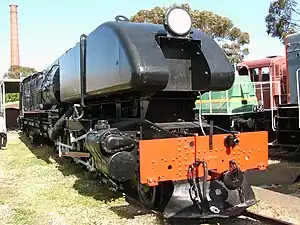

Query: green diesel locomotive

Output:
[194, 75, 274, 140]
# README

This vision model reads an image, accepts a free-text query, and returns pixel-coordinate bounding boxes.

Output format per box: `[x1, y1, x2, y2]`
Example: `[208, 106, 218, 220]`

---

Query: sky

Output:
[0, 0, 287, 76]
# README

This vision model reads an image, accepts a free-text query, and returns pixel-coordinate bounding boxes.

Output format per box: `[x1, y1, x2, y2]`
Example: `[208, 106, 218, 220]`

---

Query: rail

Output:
[243, 210, 295, 225]
[199, 80, 281, 131]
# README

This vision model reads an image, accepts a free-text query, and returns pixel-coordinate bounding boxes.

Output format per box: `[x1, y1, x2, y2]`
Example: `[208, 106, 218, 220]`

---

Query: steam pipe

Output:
[48, 107, 74, 141]
[80, 34, 87, 107]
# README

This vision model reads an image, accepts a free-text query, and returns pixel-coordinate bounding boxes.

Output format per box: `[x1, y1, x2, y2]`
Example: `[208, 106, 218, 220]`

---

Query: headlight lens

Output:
[164, 7, 192, 36]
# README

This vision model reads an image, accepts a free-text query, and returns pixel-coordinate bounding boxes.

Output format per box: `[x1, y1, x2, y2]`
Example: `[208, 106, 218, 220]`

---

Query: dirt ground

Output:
[0, 131, 298, 225]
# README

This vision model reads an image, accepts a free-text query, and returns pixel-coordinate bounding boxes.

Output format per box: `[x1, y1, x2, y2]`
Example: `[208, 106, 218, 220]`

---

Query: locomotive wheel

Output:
[136, 178, 173, 211]
[137, 182, 157, 209]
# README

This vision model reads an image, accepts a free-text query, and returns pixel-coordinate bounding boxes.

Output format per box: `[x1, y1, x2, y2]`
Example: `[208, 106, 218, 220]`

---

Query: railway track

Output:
[242, 210, 295, 225]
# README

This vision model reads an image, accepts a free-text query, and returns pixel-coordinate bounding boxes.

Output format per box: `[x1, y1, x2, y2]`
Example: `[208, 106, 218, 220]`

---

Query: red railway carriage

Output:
[237, 56, 288, 110]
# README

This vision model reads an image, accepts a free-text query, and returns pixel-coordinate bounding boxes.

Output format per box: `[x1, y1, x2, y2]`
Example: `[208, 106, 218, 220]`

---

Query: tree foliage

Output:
[265, 0, 299, 42]
[5, 65, 38, 79]
[5, 93, 19, 103]
[130, 3, 250, 63]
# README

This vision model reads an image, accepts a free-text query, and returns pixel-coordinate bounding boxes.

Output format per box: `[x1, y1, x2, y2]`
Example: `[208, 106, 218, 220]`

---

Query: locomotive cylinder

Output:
[85, 120, 137, 182]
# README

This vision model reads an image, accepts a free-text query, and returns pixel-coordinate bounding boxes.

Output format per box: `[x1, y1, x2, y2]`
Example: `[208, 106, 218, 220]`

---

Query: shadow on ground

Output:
[17, 132, 162, 222]
[18, 133, 120, 202]
[245, 156, 300, 197]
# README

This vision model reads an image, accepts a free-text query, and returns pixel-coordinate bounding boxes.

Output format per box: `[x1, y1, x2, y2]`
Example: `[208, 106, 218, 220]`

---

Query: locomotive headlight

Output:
[164, 6, 192, 37]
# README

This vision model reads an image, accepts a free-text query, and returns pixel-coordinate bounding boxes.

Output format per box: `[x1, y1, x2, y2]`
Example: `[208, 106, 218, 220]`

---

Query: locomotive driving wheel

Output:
[136, 173, 157, 209]
[137, 183, 156, 209]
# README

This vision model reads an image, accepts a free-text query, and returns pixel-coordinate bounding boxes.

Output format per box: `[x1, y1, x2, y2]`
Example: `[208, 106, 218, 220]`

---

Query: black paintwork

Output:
[20, 19, 234, 108]
[164, 177, 256, 220]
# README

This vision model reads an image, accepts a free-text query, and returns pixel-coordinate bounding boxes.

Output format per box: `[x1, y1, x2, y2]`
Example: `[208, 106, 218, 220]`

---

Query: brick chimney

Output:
[10, 3, 20, 67]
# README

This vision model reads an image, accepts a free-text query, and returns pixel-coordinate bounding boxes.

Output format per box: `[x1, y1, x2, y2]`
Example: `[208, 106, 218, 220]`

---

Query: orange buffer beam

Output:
[139, 131, 268, 186]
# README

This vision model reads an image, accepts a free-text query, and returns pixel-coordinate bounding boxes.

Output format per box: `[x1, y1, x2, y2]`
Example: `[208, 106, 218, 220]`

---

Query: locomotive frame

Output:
[18, 7, 268, 222]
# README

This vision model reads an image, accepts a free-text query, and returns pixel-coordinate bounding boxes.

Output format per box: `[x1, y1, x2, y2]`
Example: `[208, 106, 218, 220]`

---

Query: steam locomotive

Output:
[18, 6, 268, 222]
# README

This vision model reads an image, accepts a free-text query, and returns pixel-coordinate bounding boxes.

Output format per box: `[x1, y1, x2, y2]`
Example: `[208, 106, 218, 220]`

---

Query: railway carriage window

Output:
[262, 67, 269, 81]
[250, 68, 258, 82]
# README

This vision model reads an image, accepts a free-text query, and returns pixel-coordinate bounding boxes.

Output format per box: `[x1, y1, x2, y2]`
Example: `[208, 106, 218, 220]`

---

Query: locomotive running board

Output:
[60, 152, 90, 158]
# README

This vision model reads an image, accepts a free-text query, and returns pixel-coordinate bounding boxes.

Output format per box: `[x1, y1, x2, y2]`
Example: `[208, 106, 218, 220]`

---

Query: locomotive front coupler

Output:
[221, 160, 244, 192]
[188, 158, 223, 215]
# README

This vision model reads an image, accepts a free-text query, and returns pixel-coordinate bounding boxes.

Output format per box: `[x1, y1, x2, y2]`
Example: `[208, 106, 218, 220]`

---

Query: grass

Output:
[0, 132, 162, 225]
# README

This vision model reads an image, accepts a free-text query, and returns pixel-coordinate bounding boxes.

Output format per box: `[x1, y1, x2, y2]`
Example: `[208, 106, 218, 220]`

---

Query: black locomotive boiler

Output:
[19, 6, 268, 222]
